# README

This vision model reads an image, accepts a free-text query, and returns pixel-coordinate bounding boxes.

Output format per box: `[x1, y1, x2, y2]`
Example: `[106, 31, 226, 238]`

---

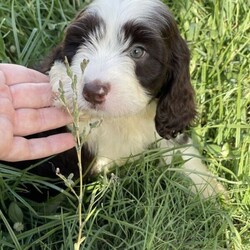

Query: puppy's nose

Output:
[83, 80, 110, 105]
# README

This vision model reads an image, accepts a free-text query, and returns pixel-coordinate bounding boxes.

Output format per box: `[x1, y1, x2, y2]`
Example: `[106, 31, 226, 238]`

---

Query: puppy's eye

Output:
[130, 46, 145, 59]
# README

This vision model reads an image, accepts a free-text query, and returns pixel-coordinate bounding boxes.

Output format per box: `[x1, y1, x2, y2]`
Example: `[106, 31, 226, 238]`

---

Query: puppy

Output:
[5, 0, 226, 199]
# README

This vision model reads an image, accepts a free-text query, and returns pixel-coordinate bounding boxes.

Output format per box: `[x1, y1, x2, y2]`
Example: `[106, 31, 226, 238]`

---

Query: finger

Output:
[14, 107, 73, 136]
[0, 79, 12, 99]
[0, 93, 15, 124]
[10, 82, 53, 108]
[0, 64, 48, 85]
[1, 133, 75, 162]
[0, 117, 14, 160]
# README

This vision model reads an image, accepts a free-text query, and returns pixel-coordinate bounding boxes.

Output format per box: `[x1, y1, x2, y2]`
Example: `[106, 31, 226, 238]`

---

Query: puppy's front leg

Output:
[179, 138, 226, 198]
[163, 136, 226, 198]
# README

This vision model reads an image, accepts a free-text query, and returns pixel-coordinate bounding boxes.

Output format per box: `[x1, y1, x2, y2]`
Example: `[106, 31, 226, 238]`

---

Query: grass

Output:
[0, 0, 249, 249]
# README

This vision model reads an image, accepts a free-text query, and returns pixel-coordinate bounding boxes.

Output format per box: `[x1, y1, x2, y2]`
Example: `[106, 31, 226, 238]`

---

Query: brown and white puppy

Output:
[4, 0, 226, 199]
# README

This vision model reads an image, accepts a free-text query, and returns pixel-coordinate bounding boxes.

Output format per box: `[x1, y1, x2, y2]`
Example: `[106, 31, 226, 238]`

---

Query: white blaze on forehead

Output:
[73, 0, 171, 67]
[88, 0, 166, 21]
[86, 0, 172, 41]
[72, 0, 169, 70]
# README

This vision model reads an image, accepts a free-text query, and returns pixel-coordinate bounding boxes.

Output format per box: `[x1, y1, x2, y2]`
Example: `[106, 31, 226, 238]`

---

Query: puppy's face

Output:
[50, 0, 170, 117]
[48, 0, 196, 138]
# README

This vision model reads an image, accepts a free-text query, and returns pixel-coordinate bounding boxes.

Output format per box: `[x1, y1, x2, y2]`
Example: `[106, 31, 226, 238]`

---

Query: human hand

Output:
[0, 64, 75, 162]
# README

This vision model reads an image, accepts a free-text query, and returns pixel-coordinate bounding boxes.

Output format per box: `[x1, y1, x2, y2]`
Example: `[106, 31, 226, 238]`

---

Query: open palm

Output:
[0, 64, 75, 161]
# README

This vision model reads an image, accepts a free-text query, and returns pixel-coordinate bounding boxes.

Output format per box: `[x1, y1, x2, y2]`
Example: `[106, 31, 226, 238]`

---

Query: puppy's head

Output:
[47, 0, 196, 139]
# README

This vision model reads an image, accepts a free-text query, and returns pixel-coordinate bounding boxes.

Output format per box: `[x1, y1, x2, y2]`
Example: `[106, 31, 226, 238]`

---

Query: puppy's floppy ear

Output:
[155, 31, 196, 139]
[40, 45, 64, 74]
[39, 9, 88, 74]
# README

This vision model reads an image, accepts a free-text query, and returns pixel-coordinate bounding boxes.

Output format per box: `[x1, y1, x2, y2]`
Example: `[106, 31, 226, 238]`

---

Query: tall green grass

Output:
[0, 0, 249, 249]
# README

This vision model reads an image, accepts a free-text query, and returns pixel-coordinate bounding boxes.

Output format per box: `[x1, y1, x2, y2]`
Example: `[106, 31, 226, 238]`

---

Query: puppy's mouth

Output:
[80, 100, 106, 116]
[85, 101, 106, 113]
[90, 103, 102, 109]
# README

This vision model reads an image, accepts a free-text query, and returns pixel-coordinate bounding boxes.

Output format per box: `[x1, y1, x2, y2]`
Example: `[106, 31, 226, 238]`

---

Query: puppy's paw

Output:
[49, 61, 73, 108]
[91, 157, 113, 174]
[191, 176, 228, 200]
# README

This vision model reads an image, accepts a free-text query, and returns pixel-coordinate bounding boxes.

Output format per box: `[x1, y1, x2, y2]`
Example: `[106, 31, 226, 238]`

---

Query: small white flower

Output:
[110, 173, 120, 183]
[67, 173, 75, 186]
[13, 222, 24, 232]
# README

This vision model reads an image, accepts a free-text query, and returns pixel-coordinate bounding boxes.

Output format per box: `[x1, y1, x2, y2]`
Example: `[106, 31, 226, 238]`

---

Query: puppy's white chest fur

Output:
[84, 102, 159, 172]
